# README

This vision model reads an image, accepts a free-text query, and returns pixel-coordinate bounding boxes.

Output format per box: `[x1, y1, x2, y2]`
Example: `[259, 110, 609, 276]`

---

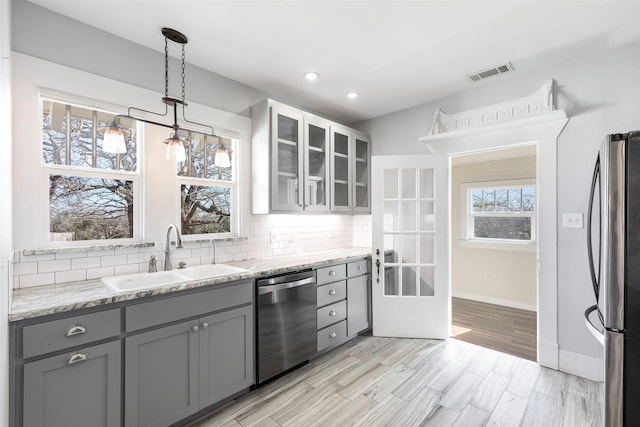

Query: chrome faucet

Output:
[209, 239, 217, 264]
[164, 224, 183, 271]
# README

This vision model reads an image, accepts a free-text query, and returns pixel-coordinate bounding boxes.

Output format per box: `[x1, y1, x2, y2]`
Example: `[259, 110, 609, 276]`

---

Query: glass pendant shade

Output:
[101, 123, 128, 154]
[214, 146, 231, 168]
[164, 134, 187, 163]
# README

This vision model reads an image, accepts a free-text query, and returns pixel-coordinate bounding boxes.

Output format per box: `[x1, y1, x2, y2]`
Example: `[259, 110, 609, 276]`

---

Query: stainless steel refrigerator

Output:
[585, 131, 640, 426]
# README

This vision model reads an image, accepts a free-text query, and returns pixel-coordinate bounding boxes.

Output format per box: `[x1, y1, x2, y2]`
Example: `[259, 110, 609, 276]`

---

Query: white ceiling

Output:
[26, 0, 640, 124]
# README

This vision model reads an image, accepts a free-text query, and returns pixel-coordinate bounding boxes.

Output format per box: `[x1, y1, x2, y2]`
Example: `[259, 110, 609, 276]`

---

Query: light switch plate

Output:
[563, 213, 584, 228]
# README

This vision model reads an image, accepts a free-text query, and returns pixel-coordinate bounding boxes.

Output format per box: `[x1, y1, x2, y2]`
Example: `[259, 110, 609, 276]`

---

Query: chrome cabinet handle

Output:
[357, 265, 364, 270]
[192, 325, 199, 333]
[328, 270, 336, 276]
[329, 331, 337, 338]
[329, 310, 337, 317]
[329, 289, 336, 295]
[66, 352, 88, 365]
[201, 322, 208, 329]
[65, 325, 87, 337]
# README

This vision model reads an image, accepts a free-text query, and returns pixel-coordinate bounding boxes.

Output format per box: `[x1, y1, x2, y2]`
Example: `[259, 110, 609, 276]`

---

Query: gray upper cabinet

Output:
[330, 126, 371, 213]
[251, 99, 368, 214]
[23, 340, 121, 427]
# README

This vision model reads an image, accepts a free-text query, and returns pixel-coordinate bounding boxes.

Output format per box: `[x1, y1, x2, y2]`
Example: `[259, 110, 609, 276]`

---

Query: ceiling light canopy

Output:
[102, 27, 229, 166]
[304, 71, 319, 81]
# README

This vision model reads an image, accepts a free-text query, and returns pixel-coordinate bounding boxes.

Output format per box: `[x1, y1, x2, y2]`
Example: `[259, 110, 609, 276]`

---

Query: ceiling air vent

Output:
[466, 62, 514, 83]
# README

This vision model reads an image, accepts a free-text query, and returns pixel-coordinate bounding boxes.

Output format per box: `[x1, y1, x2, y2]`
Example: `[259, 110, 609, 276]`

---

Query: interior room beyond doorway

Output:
[450, 146, 538, 361]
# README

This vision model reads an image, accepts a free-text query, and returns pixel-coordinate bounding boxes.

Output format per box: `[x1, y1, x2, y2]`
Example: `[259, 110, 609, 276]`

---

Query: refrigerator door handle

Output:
[584, 304, 605, 346]
[587, 155, 601, 301]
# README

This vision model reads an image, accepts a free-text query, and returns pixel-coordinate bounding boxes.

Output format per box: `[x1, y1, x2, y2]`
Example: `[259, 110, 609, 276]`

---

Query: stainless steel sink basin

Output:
[176, 263, 247, 281]
[101, 270, 186, 292]
[101, 263, 247, 292]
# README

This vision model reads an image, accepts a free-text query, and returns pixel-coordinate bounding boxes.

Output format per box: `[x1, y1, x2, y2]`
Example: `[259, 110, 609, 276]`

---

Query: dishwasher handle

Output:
[258, 276, 315, 295]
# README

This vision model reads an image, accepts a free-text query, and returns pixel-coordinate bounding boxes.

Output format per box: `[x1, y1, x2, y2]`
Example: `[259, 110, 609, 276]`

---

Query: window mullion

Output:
[91, 110, 97, 168]
[65, 105, 71, 165]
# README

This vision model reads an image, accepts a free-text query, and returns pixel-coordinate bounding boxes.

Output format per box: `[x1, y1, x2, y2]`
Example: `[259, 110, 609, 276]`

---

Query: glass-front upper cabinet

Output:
[331, 126, 352, 212]
[271, 104, 304, 211]
[304, 117, 330, 212]
[353, 133, 371, 213]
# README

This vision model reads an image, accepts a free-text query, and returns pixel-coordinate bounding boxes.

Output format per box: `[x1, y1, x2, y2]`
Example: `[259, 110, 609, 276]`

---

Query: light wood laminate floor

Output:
[189, 336, 603, 427]
[451, 297, 537, 362]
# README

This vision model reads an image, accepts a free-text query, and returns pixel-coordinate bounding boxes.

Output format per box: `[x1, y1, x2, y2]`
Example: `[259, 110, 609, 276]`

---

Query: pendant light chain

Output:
[181, 45, 186, 103]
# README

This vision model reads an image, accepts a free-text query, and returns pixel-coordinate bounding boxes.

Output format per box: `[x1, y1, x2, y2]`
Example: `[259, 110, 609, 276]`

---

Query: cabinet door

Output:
[199, 305, 254, 408]
[353, 134, 371, 213]
[125, 321, 199, 427]
[347, 275, 371, 338]
[304, 116, 330, 212]
[23, 340, 121, 427]
[271, 104, 304, 211]
[330, 126, 352, 212]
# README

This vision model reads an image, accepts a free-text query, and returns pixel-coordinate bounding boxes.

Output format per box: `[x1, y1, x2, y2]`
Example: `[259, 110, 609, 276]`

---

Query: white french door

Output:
[371, 155, 450, 339]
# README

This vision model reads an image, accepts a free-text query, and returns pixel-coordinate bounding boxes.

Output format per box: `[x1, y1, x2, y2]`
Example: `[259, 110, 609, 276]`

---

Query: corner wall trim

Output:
[559, 349, 604, 382]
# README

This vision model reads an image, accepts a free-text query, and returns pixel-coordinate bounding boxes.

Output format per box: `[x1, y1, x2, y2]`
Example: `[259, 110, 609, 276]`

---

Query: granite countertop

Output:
[9, 247, 372, 322]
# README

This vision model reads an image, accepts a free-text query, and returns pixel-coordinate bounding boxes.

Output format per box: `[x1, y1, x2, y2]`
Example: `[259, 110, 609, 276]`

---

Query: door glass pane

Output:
[420, 169, 434, 198]
[402, 235, 417, 263]
[384, 201, 399, 232]
[402, 169, 416, 199]
[277, 114, 298, 143]
[384, 235, 401, 263]
[385, 266, 399, 296]
[420, 266, 435, 296]
[277, 176, 298, 205]
[402, 266, 417, 296]
[402, 200, 416, 232]
[384, 169, 398, 199]
[420, 201, 435, 231]
[420, 234, 434, 264]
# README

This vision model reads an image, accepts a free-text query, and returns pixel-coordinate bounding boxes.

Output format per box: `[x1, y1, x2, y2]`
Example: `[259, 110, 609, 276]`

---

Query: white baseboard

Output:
[558, 349, 604, 382]
[452, 291, 537, 312]
[538, 340, 558, 370]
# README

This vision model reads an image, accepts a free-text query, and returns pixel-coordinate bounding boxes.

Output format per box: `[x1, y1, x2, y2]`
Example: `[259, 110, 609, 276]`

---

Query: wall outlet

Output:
[563, 213, 584, 229]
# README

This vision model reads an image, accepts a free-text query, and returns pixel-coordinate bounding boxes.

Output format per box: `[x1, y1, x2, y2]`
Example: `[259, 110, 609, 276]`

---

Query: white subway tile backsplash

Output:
[19, 253, 55, 263]
[87, 249, 114, 257]
[72, 257, 101, 270]
[38, 259, 71, 273]
[13, 262, 37, 276]
[55, 251, 87, 260]
[114, 264, 140, 275]
[55, 269, 87, 284]
[20, 273, 55, 288]
[87, 266, 114, 280]
[101, 255, 128, 267]
[127, 252, 153, 264]
[115, 247, 141, 255]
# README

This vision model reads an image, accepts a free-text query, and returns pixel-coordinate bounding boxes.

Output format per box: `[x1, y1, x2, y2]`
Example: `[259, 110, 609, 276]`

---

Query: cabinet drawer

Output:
[316, 264, 346, 285]
[316, 281, 346, 307]
[22, 309, 120, 359]
[347, 260, 370, 277]
[126, 281, 252, 332]
[317, 320, 347, 352]
[316, 300, 347, 330]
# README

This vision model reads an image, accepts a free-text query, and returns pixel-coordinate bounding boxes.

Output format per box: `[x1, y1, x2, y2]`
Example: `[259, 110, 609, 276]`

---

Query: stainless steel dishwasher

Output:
[256, 269, 316, 386]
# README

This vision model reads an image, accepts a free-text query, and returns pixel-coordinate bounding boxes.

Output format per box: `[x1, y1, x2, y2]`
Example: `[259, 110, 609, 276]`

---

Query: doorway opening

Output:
[450, 145, 538, 361]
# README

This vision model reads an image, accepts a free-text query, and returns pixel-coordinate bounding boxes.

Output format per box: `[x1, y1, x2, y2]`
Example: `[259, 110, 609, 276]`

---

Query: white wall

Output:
[1, 0, 11, 425]
[451, 155, 537, 311]
[357, 40, 640, 360]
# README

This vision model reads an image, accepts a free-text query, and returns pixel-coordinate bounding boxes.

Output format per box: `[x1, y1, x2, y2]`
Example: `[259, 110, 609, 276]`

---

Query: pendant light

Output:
[102, 28, 218, 162]
[214, 139, 231, 168]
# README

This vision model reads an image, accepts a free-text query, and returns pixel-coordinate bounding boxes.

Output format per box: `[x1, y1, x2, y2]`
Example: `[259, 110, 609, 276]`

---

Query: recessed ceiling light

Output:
[304, 72, 319, 81]
[347, 92, 359, 99]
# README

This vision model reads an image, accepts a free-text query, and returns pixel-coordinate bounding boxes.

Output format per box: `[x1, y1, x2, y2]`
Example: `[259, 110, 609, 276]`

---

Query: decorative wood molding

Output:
[425, 79, 556, 137]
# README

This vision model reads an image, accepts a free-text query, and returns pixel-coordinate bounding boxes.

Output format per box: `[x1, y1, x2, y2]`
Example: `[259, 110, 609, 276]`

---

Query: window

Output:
[176, 131, 237, 237]
[42, 98, 139, 242]
[462, 180, 535, 246]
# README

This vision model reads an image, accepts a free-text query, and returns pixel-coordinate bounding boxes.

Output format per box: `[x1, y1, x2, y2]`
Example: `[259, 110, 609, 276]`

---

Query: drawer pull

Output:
[329, 331, 337, 339]
[328, 270, 336, 276]
[201, 322, 209, 329]
[329, 310, 337, 317]
[357, 265, 364, 270]
[66, 352, 88, 365]
[329, 289, 336, 295]
[192, 325, 199, 333]
[65, 325, 87, 337]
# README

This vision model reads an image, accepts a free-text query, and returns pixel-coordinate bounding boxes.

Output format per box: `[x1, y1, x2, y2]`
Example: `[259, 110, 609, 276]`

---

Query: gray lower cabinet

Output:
[22, 339, 121, 427]
[125, 305, 253, 427]
[347, 274, 370, 338]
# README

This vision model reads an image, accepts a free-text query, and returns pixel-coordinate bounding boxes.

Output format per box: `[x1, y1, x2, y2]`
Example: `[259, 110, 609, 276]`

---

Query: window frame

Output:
[40, 94, 143, 247]
[176, 132, 240, 239]
[460, 179, 536, 252]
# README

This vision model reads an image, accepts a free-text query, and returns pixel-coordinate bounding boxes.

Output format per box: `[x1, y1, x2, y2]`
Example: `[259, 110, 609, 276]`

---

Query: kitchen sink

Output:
[176, 263, 248, 280]
[101, 270, 187, 292]
[101, 263, 248, 292]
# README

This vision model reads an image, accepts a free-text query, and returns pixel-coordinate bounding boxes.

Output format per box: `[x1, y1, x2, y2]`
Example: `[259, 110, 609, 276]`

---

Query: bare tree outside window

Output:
[42, 99, 137, 242]
[469, 185, 535, 241]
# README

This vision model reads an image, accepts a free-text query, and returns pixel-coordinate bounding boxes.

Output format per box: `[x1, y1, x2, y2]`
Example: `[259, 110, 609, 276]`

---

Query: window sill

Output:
[458, 239, 536, 252]
[23, 242, 155, 256]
